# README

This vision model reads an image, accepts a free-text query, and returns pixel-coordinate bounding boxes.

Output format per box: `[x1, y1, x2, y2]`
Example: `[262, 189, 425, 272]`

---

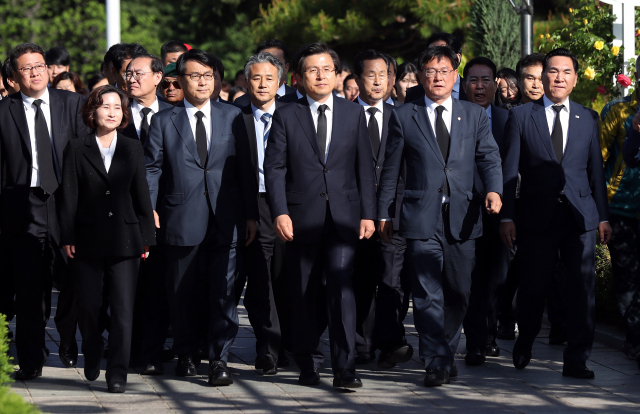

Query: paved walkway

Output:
[7, 291, 640, 413]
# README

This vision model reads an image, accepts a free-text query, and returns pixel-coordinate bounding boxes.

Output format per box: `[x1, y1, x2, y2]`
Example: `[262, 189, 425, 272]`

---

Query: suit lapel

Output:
[242, 107, 259, 181]
[531, 99, 558, 163]
[412, 100, 445, 166]
[206, 103, 221, 169]
[449, 99, 464, 162]
[379, 104, 392, 162]
[83, 134, 109, 181]
[48, 89, 66, 165]
[294, 99, 324, 165]
[171, 107, 204, 167]
[563, 99, 581, 165]
[8, 95, 31, 156]
[107, 133, 129, 180]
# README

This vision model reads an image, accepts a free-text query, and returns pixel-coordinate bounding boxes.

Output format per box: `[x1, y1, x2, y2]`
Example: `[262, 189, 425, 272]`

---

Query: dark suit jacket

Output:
[378, 98, 502, 241]
[0, 88, 89, 235]
[145, 101, 258, 246]
[623, 127, 640, 168]
[264, 96, 377, 243]
[234, 85, 298, 108]
[121, 99, 173, 141]
[59, 133, 156, 257]
[501, 98, 608, 232]
[405, 78, 467, 104]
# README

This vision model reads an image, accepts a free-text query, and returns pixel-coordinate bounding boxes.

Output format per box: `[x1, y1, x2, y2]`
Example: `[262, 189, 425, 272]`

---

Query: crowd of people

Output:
[1, 31, 639, 396]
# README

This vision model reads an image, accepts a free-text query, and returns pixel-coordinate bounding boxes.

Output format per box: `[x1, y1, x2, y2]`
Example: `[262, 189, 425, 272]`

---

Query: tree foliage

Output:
[470, 0, 520, 70]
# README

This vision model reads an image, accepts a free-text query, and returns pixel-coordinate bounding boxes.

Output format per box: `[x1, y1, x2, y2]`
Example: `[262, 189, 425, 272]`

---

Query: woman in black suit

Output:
[59, 85, 155, 393]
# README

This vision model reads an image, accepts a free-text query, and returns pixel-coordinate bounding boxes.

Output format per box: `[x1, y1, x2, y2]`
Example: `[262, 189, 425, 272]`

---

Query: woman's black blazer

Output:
[59, 133, 156, 257]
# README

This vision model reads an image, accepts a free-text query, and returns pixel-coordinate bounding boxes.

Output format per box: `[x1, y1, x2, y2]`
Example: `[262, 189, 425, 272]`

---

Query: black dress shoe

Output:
[84, 367, 100, 381]
[333, 369, 362, 389]
[378, 343, 414, 369]
[549, 326, 567, 345]
[450, 360, 458, 378]
[465, 348, 486, 366]
[562, 364, 595, 379]
[59, 346, 78, 368]
[355, 351, 375, 365]
[255, 353, 277, 375]
[14, 368, 42, 381]
[485, 341, 500, 357]
[208, 361, 233, 386]
[277, 352, 290, 368]
[175, 355, 197, 377]
[513, 349, 532, 370]
[140, 363, 164, 375]
[162, 346, 175, 362]
[497, 323, 516, 340]
[108, 382, 126, 393]
[423, 367, 449, 387]
[298, 367, 321, 385]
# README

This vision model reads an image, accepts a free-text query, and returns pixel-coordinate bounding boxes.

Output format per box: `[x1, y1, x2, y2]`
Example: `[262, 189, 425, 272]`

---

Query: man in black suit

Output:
[458, 57, 511, 366]
[500, 48, 611, 378]
[381, 54, 402, 107]
[0, 43, 89, 380]
[404, 33, 467, 103]
[264, 42, 377, 389]
[146, 49, 258, 386]
[378, 46, 503, 387]
[110, 43, 147, 93]
[237, 52, 287, 375]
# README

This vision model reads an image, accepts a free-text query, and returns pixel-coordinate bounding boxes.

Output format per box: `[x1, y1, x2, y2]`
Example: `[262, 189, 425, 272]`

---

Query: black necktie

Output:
[140, 107, 152, 145]
[367, 107, 380, 156]
[435, 105, 450, 197]
[195, 111, 208, 165]
[317, 104, 328, 160]
[33, 99, 58, 194]
[551, 105, 565, 163]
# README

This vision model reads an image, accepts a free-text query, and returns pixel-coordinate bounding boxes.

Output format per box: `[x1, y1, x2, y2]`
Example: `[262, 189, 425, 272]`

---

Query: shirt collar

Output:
[21, 87, 50, 107]
[357, 96, 384, 113]
[296, 90, 303, 99]
[251, 101, 276, 122]
[276, 83, 287, 97]
[424, 94, 453, 114]
[306, 93, 334, 113]
[132, 97, 160, 114]
[385, 97, 394, 105]
[183, 98, 211, 119]
[543, 94, 570, 112]
[485, 105, 492, 119]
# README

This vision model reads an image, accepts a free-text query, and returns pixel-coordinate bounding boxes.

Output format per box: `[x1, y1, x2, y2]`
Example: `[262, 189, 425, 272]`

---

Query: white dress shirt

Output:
[131, 98, 160, 139]
[307, 94, 334, 163]
[184, 98, 212, 150]
[96, 135, 118, 172]
[252, 101, 276, 192]
[22, 89, 53, 187]
[276, 83, 287, 98]
[425, 94, 453, 203]
[485, 105, 492, 132]
[543, 94, 570, 152]
[357, 96, 384, 141]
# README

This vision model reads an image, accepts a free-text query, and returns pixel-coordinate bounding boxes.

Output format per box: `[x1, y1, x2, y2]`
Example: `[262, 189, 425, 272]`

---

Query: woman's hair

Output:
[494, 67, 521, 106]
[396, 62, 418, 83]
[229, 85, 246, 102]
[81, 85, 131, 130]
[51, 71, 87, 96]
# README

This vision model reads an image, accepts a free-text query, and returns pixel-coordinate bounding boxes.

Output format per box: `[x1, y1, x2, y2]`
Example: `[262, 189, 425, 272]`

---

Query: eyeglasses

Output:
[125, 71, 152, 81]
[422, 68, 454, 78]
[304, 67, 336, 77]
[184, 72, 215, 81]
[161, 79, 181, 89]
[18, 64, 46, 75]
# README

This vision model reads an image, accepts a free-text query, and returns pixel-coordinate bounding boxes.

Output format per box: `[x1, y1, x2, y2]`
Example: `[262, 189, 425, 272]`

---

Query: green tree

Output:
[469, 0, 520, 70]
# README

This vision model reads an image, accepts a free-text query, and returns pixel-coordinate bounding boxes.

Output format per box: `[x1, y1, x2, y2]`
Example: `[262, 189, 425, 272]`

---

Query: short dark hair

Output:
[256, 39, 288, 62]
[516, 53, 545, 80]
[175, 49, 225, 81]
[235, 69, 245, 81]
[336, 61, 351, 75]
[352, 50, 389, 78]
[45, 47, 71, 67]
[51, 72, 87, 95]
[82, 85, 131, 130]
[417, 46, 460, 71]
[161, 40, 188, 61]
[495, 68, 521, 106]
[425, 32, 462, 55]
[343, 73, 357, 91]
[10, 43, 45, 73]
[112, 43, 147, 72]
[296, 42, 340, 76]
[127, 53, 164, 74]
[396, 62, 418, 82]
[383, 54, 397, 76]
[86, 73, 106, 91]
[103, 43, 123, 68]
[1, 58, 13, 90]
[463, 57, 497, 79]
[543, 48, 579, 73]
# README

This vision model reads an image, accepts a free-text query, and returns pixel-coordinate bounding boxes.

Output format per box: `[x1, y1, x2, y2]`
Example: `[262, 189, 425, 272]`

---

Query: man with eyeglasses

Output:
[378, 46, 502, 386]
[159, 63, 184, 105]
[264, 42, 376, 389]
[145, 48, 258, 386]
[0, 43, 89, 380]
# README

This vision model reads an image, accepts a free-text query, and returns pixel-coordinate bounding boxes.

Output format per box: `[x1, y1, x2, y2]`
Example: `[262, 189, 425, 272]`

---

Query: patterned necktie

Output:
[261, 113, 272, 148]
[367, 107, 380, 156]
[195, 111, 208, 165]
[551, 105, 565, 163]
[140, 107, 152, 145]
[33, 99, 59, 193]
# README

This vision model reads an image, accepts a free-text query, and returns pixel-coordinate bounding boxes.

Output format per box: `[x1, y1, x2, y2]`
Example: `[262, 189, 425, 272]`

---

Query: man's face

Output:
[178, 60, 216, 106]
[247, 62, 279, 106]
[463, 64, 496, 109]
[356, 58, 387, 105]
[418, 57, 457, 103]
[519, 63, 543, 103]
[296, 53, 336, 102]
[344, 79, 359, 101]
[160, 76, 184, 104]
[543, 56, 577, 103]
[162, 52, 183, 67]
[47, 64, 68, 82]
[262, 47, 290, 85]
[113, 57, 133, 92]
[104, 61, 116, 85]
[15, 52, 48, 98]
[126, 57, 162, 101]
[384, 64, 396, 101]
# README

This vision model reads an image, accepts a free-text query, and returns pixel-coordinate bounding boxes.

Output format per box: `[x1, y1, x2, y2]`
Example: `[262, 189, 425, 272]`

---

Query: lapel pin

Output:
[457, 117, 461, 121]
[575, 115, 579, 118]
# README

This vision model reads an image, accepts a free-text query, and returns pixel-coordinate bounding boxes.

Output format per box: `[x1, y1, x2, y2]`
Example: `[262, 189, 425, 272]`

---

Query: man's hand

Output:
[274, 214, 293, 242]
[485, 192, 502, 215]
[378, 220, 393, 243]
[63, 245, 75, 259]
[500, 221, 516, 249]
[153, 210, 160, 229]
[360, 219, 375, 240]
[633, 112, 640, 132]
[245, 219, 257, 246]
[598, 222, 612, 244]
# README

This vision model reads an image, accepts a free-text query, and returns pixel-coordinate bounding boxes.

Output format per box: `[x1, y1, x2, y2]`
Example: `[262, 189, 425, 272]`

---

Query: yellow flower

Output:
[611, 45, 620, 56]
[585, 6, 588, 10]
[546, 33, 551, 39]
[569, 8, 573, 12]
[539, 34, 544, 39]
[594, 41, 604, 50]
[584, 67, 596, 81]
[584, 19, 589, 24]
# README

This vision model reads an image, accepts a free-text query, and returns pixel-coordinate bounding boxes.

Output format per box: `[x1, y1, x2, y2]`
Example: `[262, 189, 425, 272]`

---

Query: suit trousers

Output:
[515, 201, 596, 366]
[463, 216, 510, 351]
[287, 206, 357, 374]
[406, 207, 475, 372]
[241, 194, 282, 359]
[165, 211, 239, 362]
[74, 256, 139, 384]
[0, 234, 15, 322]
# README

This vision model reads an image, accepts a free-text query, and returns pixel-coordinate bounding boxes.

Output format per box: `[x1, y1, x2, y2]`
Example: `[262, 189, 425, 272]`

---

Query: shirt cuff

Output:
[500, 219, 513, 223]
[378, 218, 390, 221]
